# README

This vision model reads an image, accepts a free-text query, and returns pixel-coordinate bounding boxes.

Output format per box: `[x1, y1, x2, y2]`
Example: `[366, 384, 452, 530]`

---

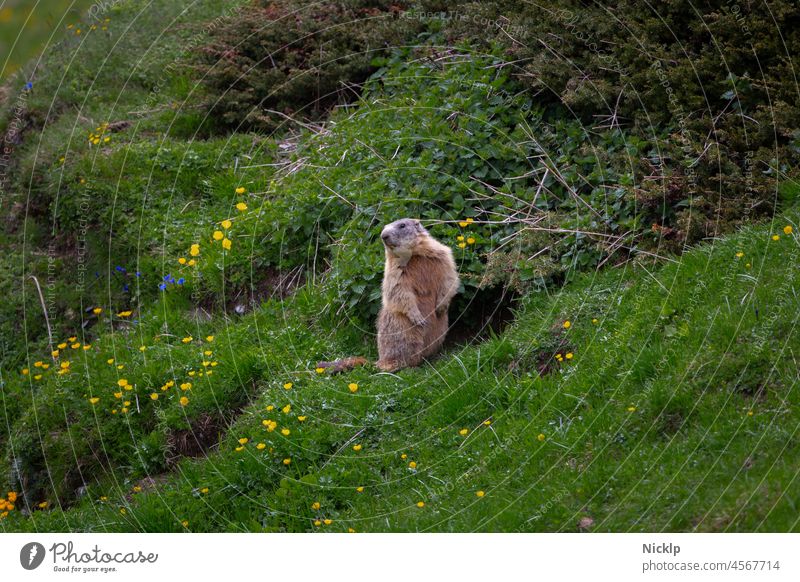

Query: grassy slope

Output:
[3, 214, 799, 532]
[1, 0, 798, 532]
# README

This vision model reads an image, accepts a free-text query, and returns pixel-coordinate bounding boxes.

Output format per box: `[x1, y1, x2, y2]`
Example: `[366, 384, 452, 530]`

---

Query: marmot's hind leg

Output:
[377, 310, 424, 371]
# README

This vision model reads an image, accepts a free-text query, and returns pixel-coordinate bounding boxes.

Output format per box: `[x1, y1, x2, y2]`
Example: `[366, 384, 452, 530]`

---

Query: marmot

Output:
[316, 218, 459, 373]
[376, 218, 460, 371]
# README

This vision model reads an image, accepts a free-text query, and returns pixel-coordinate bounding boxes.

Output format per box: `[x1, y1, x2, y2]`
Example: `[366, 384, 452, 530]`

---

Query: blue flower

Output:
[159, 283, 167, 291]
[135, 272, 141, 277]
[123, 284, 129, 292]
[177, 278, 185, 285]
[163, 275, 171, 282]
[115, 266, 126, 273]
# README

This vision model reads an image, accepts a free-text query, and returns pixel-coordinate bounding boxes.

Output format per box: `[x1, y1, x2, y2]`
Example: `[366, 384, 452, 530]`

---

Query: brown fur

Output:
[314, 219, 459, 374]
[376, 219, 459, 372]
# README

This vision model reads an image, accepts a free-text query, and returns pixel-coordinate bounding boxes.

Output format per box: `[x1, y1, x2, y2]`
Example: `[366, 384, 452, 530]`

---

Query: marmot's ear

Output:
[415, 220, 423, 231]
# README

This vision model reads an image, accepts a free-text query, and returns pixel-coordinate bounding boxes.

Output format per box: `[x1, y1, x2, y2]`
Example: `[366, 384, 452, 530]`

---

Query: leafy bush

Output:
[194, 0, 420, 132]
[417, 0, 800, 243]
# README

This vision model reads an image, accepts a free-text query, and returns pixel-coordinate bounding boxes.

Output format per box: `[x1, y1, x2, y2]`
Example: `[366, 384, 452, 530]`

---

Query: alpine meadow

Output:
[0, 0, 799, 534]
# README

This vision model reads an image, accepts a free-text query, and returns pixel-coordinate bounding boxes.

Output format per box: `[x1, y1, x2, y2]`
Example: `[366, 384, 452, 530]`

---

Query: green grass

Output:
[1, 0, 798, 533]
[2, 214, 798, 532]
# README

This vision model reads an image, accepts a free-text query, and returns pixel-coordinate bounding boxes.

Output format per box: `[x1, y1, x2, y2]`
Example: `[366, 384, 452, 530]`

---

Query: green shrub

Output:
[194, 0, 421, 132]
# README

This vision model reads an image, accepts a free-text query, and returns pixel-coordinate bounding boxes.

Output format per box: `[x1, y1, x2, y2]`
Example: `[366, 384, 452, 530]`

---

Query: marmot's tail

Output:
[315, 356, 368, 374]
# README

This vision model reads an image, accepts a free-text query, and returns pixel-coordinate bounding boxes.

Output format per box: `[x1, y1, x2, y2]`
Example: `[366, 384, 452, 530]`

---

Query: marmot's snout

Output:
[381, 218, 422, 249]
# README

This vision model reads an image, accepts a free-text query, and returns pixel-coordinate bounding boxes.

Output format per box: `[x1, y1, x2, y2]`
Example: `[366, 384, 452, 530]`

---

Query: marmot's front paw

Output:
[409, 312, 427, 327]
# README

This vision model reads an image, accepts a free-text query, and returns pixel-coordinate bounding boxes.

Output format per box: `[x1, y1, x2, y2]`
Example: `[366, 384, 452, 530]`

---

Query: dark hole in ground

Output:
[443, 284, 518, 349]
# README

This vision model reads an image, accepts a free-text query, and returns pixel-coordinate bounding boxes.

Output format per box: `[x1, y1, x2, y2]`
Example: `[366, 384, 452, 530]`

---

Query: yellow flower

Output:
[213, 230, 224, 241]
[476, 490, 485, 498]
[297, 415, 307, 422]
[180, 397, 189, 406]
[178, 257, 187, 265]
[348, 383, 358, 393]
[238, 437, 249, 445]
[262, 420, 277, 431]
[311, 501, 321, 510]
[235, 187, 246, 194]
[400, 453, 407, 460]
[565, 352, 574, 360]
[467, 237, 475, 245]
[236, 202, 248, 212]
[221, 220, 232, 229]
[408, 461, 417, 469]
[182, 520, 189, 528]
[323, 519, 332, 525]
[39, 501, 49, 509]
[107, 358, 114, 364]
[483, 420, 492, 426]
[206, 335, 214, 342]
[314, 520, 322, 526]
[118, 379, 129, 387]
[200, 487, 209, 494]
[123, 401, 131, 407]
[204, 350, 213, 356]
[139, 346, 146, 352]
[466, 218, 474, 224]
[256, 443, 266, 450]
[563, 320, 571, 329]
[772, 234, 780, 241]
[22, 368, 29, 375]
[52, 350, 60, 358]
[537, 433, 546, 441]
[118, 310, 132, 317]
[283, 458, 291, 465]
[457, 242, 466, 249]
[282, 404, 291, 414]
[747, 410, 754, 417]
[353, 444, 362, 451]
[458, 221, 469, 228]
[182, 336, 193, 343]
[592, 318, 599, 324]
[784, 225, 793, 235]
[416, 501, 425, 508]
[89, 397, 100, 405]
[459, 428, 468, 436]
[93, 307, 103, 315]
[745, 263, 751, 268]
[266, 405, 274, 411]
[60, 361, 70, 369]
[188, 371, 196, 377]
[132, 486, 142, 493]
[627, 406, 636, 412]
[150, 393, 159, 401]
[41, 363, 50, 370]
[315, 367, 325, 374]
[281, 428, 291, 436]
[356, 487, 364, 493]
[457, 235, 464, 242]
[188, 259, 196, 267]
[34, 361, 43, 368]
[180, 382, 192, 391]
[34, 374, 42, 380]
[83, 344, 91, 351]
[190, 244, 200, 257]
[735, 251, 744, 258]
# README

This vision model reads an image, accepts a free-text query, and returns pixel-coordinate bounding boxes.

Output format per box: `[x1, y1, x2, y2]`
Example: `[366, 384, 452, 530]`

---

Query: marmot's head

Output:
[381, 218, 425, 258]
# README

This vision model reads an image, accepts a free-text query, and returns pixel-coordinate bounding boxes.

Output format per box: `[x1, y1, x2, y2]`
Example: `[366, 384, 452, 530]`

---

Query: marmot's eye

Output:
[398, 223, 406, 229]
